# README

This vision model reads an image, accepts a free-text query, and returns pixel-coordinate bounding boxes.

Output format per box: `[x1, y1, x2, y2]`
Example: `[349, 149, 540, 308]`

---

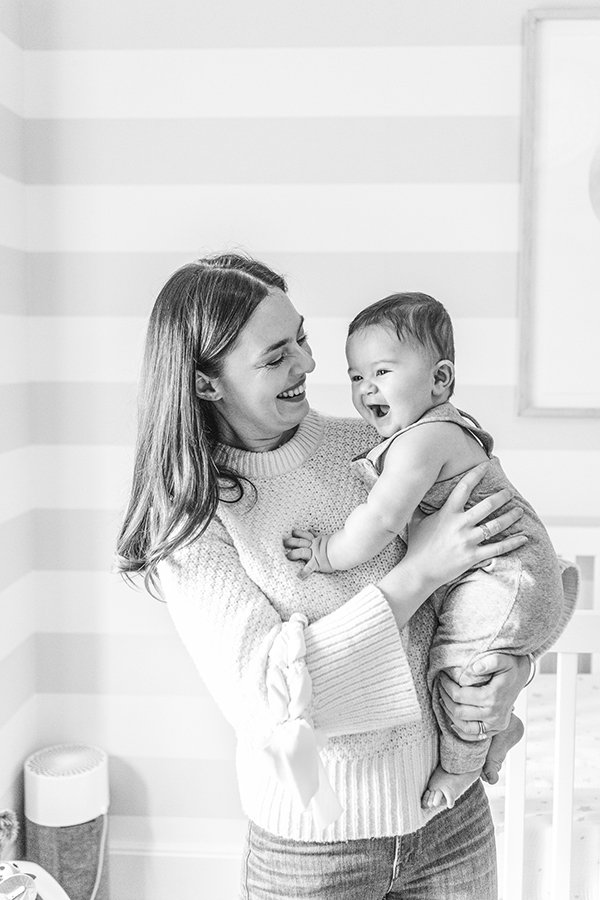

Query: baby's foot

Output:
[481, 712, 525, 784]
[421, 765, 481, 810]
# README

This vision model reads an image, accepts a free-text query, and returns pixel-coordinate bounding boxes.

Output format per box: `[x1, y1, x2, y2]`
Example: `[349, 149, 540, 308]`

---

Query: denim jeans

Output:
[240, 781, 497, 900]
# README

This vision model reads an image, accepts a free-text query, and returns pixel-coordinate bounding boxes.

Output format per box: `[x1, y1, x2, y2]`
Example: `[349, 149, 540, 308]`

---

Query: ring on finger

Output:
[479, 522, 493, 542]
[477, 720, 487, 739]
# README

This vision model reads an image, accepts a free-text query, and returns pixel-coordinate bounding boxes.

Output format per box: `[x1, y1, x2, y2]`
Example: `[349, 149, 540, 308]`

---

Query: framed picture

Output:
[519, 9, 600, 416]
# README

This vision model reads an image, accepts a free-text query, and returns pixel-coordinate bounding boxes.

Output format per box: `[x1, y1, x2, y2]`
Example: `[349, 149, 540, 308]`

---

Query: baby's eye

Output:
[376, 368, 389, 377]
[350, 374, 362, 383]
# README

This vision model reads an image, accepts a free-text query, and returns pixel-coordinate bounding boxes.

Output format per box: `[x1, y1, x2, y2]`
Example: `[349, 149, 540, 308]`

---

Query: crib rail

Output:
[501, 610, 600, 900]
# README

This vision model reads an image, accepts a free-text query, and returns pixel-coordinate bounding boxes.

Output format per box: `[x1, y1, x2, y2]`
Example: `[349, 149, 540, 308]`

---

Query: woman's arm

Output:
[378, 462, 528, 630]
[435, 559, 579, 740]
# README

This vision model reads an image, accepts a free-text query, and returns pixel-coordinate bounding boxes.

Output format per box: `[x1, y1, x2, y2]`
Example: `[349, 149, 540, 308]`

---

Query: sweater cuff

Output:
[304, 584, 421, 736]
[532, 557, 580, 659]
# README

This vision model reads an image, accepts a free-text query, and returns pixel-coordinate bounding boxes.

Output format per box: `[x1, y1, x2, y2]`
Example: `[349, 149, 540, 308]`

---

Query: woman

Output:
[117, 254, 575, 899]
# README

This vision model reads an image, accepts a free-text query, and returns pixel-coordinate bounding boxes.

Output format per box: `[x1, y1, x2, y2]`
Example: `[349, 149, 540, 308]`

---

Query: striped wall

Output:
[0, 1, 36, 857]
[2, 1, 600, 896]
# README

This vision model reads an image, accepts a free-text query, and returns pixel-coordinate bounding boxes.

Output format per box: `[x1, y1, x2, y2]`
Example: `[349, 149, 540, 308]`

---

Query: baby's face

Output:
[346, 325, 437, 437]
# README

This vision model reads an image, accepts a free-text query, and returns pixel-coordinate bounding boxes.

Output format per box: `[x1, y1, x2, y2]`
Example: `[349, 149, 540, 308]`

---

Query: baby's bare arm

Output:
[326, 427, 451, 570]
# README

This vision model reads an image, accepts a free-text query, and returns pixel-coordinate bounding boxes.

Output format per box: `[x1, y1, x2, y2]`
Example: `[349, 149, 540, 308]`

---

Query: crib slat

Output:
[550, 653, 578, 900]
[501, 691, 528, 900]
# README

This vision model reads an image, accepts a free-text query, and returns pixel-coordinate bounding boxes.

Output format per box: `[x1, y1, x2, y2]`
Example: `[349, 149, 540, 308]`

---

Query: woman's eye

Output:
[298, 332, 309, 345]
[265, 355, 285, 368]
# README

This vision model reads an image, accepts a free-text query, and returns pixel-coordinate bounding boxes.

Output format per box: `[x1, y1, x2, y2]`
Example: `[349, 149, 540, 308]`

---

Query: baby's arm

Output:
[326, 428, 449, 569]
[285, 426, 451, 576]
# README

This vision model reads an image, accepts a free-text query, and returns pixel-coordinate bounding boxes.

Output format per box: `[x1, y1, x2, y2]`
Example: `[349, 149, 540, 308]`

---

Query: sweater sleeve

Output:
[159, 515, 421, 751]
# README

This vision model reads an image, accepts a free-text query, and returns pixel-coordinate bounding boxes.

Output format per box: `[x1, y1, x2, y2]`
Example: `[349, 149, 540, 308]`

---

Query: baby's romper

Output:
[353, 401, 564, 775]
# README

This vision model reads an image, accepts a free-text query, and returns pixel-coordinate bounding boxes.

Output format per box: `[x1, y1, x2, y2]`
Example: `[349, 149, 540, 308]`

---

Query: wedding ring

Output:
[479, 522, 493, 542]
[477, 720, 487, 739]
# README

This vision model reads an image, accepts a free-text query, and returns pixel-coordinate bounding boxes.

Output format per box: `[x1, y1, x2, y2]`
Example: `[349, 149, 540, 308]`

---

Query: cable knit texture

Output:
[158, 411, 577, 841]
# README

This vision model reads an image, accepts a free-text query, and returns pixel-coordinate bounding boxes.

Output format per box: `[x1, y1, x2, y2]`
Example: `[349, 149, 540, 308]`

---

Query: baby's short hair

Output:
[348, 292, 455, 365]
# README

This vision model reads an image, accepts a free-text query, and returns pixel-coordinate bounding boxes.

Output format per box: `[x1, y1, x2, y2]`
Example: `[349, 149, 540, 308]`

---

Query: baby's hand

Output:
[283, 529, 334, 580]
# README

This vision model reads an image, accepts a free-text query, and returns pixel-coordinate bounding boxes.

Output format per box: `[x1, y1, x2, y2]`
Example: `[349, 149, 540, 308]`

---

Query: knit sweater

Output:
[159, 410, 577, 842]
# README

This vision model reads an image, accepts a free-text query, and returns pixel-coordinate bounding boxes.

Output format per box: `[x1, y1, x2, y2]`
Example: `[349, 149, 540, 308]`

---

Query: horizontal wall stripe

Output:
[109, 757, 242, 818]
[310, 384, 600, 452]
[110, 815, 246, 857]
[0, 637, 36, 730]
[0, 576, 34, 660]
[0, 446, 31, 523]
[36, 633, 208, 697]
[24, 315, 518, 386]
[24, 184, 520, 252]
[0, 102, 23, 181]
[495, 450, 600, 520]
[0, 513, 32, 590]
[37, 696, 236, 764]
[34, 571, 167, 635]
[0, 245, 25, 314]
[0, 383, 29, 451]
[0, 174, 25, 249]
[24, 117, 520, 185]
[29, 382, 137, 445]
[0, 0, 21, 49]
[0, 698, 37, 801]
[25, 466, 600, 575]
[19, 0, 547, 50]
[25, 251, 519, 318]
[0, 30, 22, 115]
[108, 855, 238, 900]
[32, 445, 133, 512]
[23, 47, 521, 119]
[33, 508, 121, 571]
[0, 315, 29, 383]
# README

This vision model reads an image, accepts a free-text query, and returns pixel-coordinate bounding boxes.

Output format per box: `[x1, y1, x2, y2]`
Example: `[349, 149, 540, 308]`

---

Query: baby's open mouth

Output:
[372, 404, 390, 418]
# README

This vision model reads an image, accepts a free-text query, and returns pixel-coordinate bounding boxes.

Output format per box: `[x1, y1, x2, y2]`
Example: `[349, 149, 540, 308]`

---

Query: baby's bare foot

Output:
[481, 712, 524, 784]
[421, 764, 481, 810]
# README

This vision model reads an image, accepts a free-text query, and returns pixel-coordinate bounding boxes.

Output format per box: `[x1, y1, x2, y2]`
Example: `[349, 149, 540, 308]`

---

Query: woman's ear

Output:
[195, 370, 222, 401]
[432, 359, 455, 397]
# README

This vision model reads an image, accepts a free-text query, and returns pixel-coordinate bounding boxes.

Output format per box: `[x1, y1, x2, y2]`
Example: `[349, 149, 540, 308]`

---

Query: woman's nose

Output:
[297, 343, 316, 374]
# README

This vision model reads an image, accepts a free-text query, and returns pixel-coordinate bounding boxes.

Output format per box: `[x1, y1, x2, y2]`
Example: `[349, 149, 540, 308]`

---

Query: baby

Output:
[285, 292, 565, 810]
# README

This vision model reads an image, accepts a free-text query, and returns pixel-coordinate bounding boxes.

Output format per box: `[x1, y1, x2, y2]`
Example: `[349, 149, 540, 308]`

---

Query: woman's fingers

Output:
[466, 487, 513, 525]
[474, 533, 528, 565]
[445, 462, 489, 510]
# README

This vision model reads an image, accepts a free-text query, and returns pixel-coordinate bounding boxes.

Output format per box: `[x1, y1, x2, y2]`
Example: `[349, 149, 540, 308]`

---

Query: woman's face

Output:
[207, 288, 315, 451]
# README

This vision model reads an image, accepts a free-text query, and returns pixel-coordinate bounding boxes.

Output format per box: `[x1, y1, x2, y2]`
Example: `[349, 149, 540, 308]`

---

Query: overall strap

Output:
[365, 402, 494, 472]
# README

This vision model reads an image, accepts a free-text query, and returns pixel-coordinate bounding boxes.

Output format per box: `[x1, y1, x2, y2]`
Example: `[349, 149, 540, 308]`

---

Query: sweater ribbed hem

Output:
[237, 732, 439, 841]
[304, 584, 421, 735]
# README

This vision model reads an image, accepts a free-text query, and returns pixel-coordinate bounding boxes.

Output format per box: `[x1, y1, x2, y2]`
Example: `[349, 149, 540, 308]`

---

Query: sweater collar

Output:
[215, 409, 325, 478]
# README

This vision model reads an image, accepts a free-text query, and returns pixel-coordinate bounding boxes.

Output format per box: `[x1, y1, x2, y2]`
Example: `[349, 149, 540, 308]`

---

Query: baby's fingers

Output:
[285, 547, 312, 562]
[283, 535, 312, 549]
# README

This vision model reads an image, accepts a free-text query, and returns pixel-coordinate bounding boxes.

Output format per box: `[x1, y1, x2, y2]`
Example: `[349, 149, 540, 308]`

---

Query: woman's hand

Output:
[438, 653, 530, 739]
[405, 461, 527, 596]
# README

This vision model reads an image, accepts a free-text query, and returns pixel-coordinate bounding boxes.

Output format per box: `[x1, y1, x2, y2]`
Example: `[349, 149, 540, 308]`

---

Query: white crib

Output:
[495, 525, 600, 900]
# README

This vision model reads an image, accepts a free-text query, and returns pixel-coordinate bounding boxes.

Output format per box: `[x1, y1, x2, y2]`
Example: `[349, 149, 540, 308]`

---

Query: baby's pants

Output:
[428, 551, 563, 774]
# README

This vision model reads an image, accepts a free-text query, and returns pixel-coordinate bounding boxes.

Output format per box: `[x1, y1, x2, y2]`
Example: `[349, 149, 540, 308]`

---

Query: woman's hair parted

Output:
[115, 253, 287, 596]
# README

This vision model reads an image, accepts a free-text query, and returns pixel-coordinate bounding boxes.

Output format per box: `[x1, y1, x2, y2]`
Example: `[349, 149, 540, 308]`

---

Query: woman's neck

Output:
[215, 416, 298, 453]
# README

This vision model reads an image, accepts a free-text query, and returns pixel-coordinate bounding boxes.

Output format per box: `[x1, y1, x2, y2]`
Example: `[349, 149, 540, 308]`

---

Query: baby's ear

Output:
[195, 370, 222, 401]
[433, 359, 455, 396]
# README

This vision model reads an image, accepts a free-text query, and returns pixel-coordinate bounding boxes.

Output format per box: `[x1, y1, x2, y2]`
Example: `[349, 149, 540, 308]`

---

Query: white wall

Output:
[2, 0, 600, 896]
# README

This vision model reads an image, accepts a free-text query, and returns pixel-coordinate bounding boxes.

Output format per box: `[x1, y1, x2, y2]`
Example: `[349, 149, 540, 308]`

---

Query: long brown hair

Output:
[115, 253, 287, 595]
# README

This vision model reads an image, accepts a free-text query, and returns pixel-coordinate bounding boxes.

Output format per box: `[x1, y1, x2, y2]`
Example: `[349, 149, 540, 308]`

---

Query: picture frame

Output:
[518, 8, 600, 417]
